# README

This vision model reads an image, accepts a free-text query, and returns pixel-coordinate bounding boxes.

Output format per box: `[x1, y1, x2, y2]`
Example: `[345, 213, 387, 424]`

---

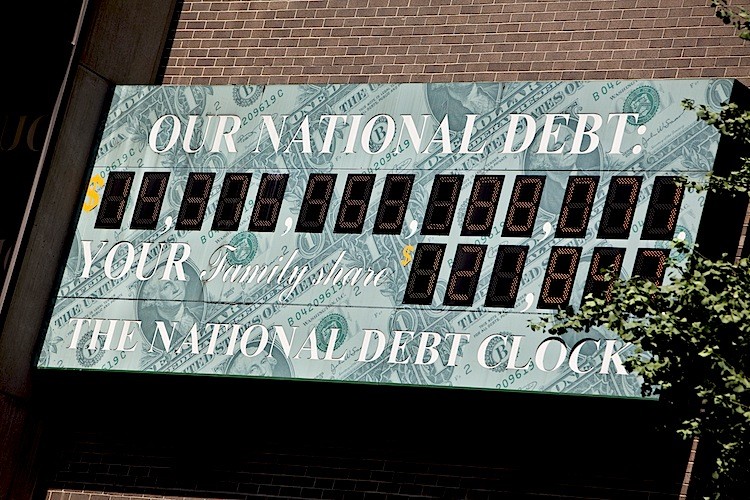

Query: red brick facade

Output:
[161, 0, 750, 85]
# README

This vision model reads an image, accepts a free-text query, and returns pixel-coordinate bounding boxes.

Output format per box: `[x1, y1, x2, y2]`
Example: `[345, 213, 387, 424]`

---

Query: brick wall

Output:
[161, 0, 750, 85]
[43, 432, 683, 500]
[46, 493, 224, 500]
[38, 373, 693, 500]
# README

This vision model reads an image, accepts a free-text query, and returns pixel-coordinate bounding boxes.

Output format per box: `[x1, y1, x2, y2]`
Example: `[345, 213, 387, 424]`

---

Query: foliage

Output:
[533, 1, 750, 497]
[533, 83, 750, 500]
[532, 241, 750, 497]
[683, 98, 750, 196]
[713, 0, 750, 40]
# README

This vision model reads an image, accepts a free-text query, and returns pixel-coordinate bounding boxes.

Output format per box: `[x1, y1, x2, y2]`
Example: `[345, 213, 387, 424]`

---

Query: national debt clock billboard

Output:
[36, 79, 747, 398]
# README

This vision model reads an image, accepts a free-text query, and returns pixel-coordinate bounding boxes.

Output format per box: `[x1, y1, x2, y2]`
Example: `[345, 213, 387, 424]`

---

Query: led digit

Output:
[373, 174, 414, 235]
[249, 173, 288, 232]
[538, 246, 582, 309]
[444, 244, 487, 306]
[461, 175, 504, 237]
[597, 176, 642, 239]
[95, 171, 134, 229]
[582, 247, 626, 303]
[641, 176, 685, 240]
[484, 245, 528, 308]
[403, 243, 445, 305]
[211, 173, 251, 231]
[502, 175, 545, 237]
[422, 175, 463, 235]
[296, 173, 337, 233]
[632, 248, 670, 285]
[130, 172, 169, 230]
[334, 174, 375, 234]
[556, 176, 599, 238]
[175, 173, 215, 231]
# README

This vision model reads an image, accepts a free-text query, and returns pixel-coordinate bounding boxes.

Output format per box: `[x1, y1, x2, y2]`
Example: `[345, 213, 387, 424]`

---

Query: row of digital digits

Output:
[404, 242, 669, 310]
[94, 170, 685, 241]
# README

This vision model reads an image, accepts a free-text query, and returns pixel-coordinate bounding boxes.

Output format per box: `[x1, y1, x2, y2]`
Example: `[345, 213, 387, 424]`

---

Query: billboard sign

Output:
[36, 79, 741, 398]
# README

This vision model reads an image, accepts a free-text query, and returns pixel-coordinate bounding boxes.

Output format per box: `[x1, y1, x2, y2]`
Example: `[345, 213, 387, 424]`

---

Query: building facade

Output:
[2, 1, 750, 500]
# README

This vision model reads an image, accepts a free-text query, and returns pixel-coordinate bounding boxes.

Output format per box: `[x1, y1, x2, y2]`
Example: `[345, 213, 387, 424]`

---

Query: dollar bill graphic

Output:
[37, 79, 732, 399]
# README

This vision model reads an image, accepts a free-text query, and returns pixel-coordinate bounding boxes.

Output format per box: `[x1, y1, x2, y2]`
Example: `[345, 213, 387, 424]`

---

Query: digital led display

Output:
[37, 80, 744, 398]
